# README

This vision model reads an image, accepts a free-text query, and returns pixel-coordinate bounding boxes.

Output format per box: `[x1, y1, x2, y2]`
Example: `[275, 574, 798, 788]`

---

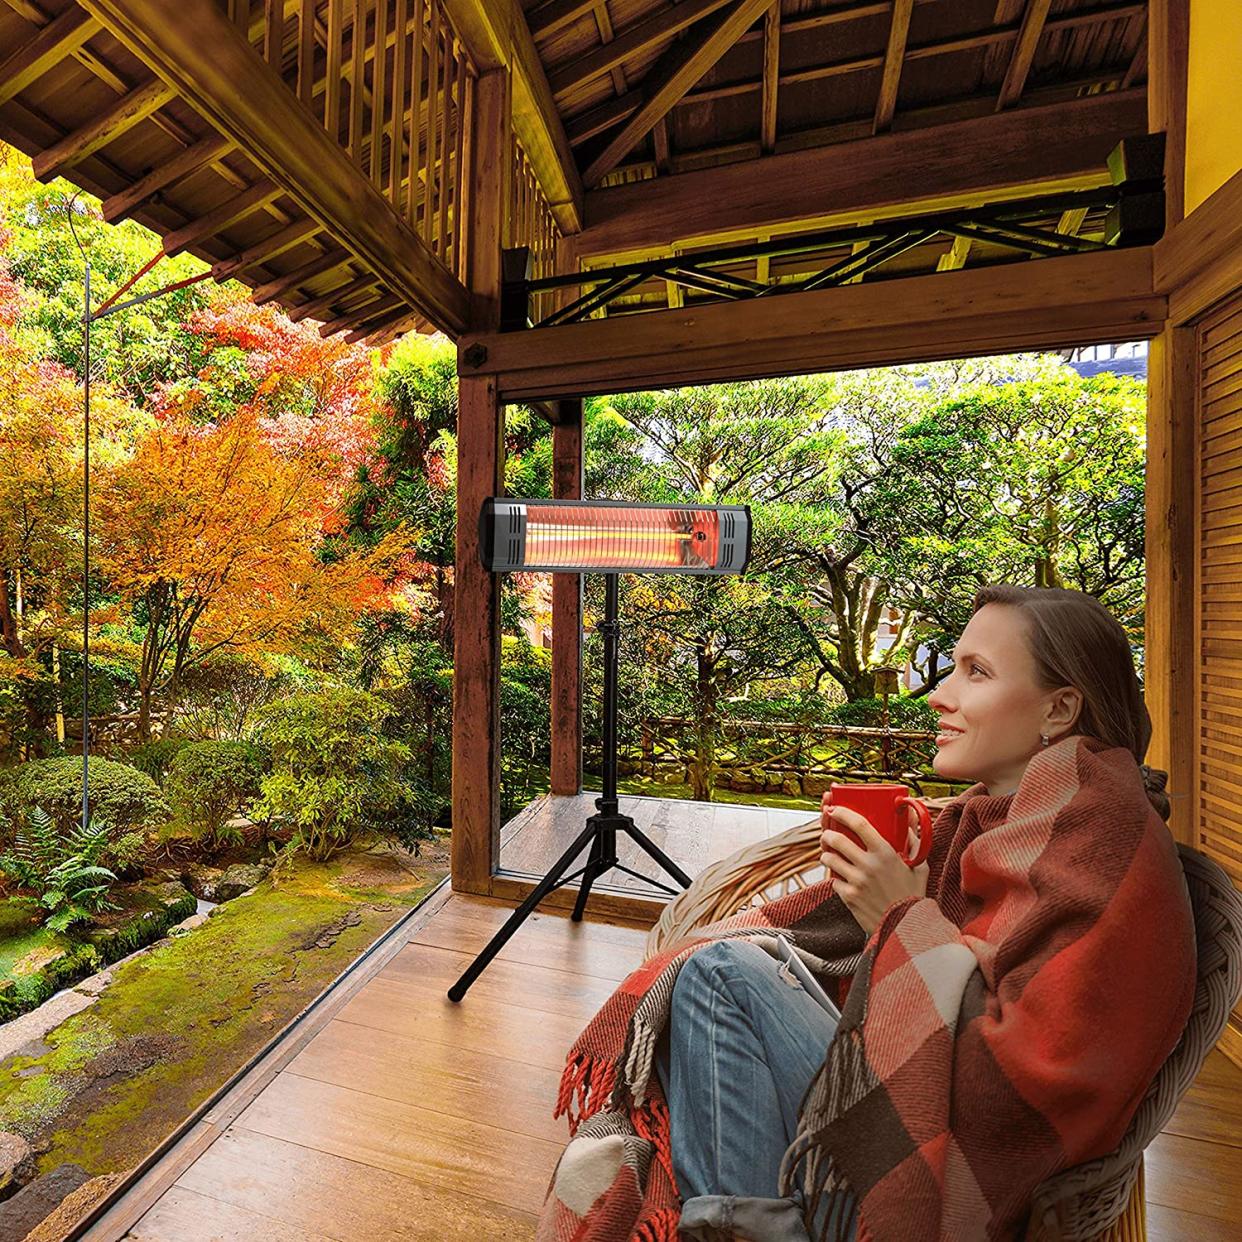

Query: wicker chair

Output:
[646, 819, 1242, 1242]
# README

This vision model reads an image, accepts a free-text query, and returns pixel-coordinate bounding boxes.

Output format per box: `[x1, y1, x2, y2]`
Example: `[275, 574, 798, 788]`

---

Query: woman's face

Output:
[926, 603, 1082, 796]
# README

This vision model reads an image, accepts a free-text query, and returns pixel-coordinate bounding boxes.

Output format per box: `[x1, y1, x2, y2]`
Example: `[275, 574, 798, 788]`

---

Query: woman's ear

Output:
[1046, 686, 1083, 734]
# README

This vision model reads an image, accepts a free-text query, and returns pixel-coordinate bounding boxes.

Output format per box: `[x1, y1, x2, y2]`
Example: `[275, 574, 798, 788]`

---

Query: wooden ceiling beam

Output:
[439, 0, 584, 233]
[567, 89, 641, 144]
[0, 9, 100, 106]
[78, 0, 471, 333]
[163, 178, 283, 256]
[288, 269, 380, 321]
[320, 291, 403, 336]
[549, 0, 734, 100]
[458, 248, 1162, 401]
[527, 0, 597, 40]
[582, 0, 772, 188]
[678, 0, 1145, 106]
[760, 2, 779, 153]
[253, 245, 351, 303]
[996, 0, 1053, 109]
[575, 89, 1145, 258]
[873, 0, 913, 133]
[32, 77, 175, 179]
[211, 217, 323, 280]
[101, 132, 232, 222]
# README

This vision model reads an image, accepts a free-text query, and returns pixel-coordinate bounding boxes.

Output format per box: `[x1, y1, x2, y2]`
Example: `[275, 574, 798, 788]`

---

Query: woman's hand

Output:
[820, 806, 930, 936]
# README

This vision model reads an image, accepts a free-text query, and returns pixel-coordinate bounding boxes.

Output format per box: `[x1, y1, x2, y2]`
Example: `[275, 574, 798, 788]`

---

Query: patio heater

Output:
[448, 498, 752, 1001]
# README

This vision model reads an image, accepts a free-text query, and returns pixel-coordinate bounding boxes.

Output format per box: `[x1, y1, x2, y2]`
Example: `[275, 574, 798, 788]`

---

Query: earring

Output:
[1040, 733, 1050, 747]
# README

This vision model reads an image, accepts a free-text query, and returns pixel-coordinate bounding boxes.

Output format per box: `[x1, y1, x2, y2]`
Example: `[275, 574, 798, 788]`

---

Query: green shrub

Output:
[8, 756, 169, 839]
[128, 738, 189, 786]
[825, 695, 939, 732]
[250, 689, 411, 861]
[166, 740, 265, 847]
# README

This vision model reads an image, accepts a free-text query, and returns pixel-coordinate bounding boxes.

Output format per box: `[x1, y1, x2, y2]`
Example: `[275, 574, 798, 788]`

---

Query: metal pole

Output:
[81, 256, 91, 829]
[598, 573, 620, 816]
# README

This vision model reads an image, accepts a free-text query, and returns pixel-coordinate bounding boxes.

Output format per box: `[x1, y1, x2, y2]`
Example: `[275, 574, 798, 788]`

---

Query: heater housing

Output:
[479, 498, 751, 575]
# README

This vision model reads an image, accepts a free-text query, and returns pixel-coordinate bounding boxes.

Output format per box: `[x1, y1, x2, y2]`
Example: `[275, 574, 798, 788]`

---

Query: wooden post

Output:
[551, 401, 584, 795]
[1148, 0, 1188, 230]
[1144, 324, 1197, 848]
[452, 68, 510, 895]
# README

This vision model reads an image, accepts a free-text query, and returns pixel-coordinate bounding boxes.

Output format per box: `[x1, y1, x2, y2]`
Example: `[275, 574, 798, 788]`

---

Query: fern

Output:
[0, 806, 117, 931]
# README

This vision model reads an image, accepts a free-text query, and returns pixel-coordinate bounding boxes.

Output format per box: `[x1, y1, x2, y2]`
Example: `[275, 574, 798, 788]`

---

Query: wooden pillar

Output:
[452, 69, 510, 894]
[1144, 324, 1197, 848]
[1149, 0, 1189, 230]
[551, 402, 584, 795]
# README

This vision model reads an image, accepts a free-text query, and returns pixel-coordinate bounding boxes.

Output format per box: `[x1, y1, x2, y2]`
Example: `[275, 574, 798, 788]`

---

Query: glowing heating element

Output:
[480, 500, 751, 575]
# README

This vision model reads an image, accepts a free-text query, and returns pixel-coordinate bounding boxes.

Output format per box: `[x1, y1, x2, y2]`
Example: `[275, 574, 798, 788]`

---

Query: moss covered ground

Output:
[0, 901, 67, 979]
[0, 843, 448, 1177]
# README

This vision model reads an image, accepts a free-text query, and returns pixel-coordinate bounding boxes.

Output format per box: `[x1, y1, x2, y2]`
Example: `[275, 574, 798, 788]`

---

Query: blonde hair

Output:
[970, 584, 1170, 821]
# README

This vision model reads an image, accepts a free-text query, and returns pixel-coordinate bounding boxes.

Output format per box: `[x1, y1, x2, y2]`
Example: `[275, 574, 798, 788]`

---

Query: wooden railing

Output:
[587, 717, 957, 798]
[218, 0, 475, 285]
[511, 136, 561, 323]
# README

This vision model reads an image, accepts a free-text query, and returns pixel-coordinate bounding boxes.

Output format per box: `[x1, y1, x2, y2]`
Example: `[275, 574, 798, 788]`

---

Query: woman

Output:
[537, 586, 1196, 1242]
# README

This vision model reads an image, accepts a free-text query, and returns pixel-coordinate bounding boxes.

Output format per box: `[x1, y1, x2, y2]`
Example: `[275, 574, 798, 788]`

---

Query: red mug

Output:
[821, 783, 932, 867]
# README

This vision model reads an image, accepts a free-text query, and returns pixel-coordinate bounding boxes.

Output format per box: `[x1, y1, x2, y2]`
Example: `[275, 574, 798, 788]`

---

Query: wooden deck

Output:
[498, 790, 818, 897]
[77, 884, 1241, 1240]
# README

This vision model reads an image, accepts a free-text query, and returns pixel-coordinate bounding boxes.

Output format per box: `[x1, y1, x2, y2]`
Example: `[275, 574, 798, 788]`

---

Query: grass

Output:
[0, 844, 448, 1178]
[0, 899, 68, 979]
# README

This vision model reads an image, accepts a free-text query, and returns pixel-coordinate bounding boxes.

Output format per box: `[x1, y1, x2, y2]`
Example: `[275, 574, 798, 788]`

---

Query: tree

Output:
[95, 411, 384, 738]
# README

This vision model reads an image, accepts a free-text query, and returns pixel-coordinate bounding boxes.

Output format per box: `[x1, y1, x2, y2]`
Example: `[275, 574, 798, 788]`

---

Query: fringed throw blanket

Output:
[535, 736, 1197, 1242]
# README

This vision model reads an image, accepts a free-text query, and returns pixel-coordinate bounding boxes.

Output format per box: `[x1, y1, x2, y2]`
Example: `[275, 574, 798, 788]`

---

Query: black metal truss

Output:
[501, 136, 1165, 330]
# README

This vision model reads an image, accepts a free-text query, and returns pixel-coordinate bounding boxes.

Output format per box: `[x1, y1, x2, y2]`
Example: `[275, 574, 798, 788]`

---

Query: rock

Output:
[169, 912, 209, 936]
[141, 880, 195, 914]
[0, 1132, 35, 1198]
[181, 864, 225, 902]
[0, 1163, 89, 1234]
[0, 990, 96, 1065]
[782, 776, 803, 796]
[23, 1172, 126, 1242]
[211, 863, 269, 903]
[802, 775, 831, 797]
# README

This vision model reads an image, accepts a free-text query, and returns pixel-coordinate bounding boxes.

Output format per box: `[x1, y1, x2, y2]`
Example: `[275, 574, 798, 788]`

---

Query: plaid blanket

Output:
[535, 735, 1197, 1242]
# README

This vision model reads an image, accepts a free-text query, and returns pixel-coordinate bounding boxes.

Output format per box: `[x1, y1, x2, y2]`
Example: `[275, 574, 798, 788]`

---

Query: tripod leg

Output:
[448, 820, 599, 1002]
[623, 821, 692, 888]
[571, 842, 604, 923]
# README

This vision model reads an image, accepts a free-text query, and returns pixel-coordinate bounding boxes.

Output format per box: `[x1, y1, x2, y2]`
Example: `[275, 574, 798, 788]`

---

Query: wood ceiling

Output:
[0, 0, 1152, 341]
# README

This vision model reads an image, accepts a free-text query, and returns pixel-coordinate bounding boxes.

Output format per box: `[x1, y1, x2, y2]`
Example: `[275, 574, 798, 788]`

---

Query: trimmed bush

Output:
[251, 689, 411, 861]
[7, 756, 170, 838]
[166, 741, 266, 847]
[129, 738, 190, 786]
[825, 695, 939, 732]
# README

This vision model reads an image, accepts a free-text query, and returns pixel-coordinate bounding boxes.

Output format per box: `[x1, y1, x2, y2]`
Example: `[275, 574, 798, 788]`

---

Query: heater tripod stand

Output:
[448, 574, 691, 1002]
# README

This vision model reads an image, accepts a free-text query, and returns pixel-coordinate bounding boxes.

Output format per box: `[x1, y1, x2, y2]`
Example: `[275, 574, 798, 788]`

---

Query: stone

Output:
[169, 912, 209, 935]
[23, 1172, 125, 1242]
[180, 863, 225, 902]
[802, 775, 831, 797]
[783, 776, 803, 796]
[0, 1164, 90, 1234]
[141, 880, 195, 914]
[0, 990, 96, 1064]
[211, 863, 269, 903]
[0, 1132, 35, 1198]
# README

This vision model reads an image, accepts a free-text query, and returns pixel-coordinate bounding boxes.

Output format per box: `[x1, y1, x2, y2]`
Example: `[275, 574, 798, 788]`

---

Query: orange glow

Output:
[524, 504, 720, 570]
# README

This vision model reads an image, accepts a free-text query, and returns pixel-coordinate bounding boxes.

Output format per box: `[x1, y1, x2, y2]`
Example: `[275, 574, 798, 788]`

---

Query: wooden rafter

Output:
[253, 245, 351, 303]
[592, 2, 628, 97]
[549, 0, 734, 100]
[760, 2, 779, 153]
[289, 269, 379, 321]
[211, 217, 322, 280]
[163, 178, 282, 256]
[997, 0, 1053, 110]
[528, 0, 597, 40]
[0, 9, 100, 107]
[582, 0, 772, 188]
[77, 0, 471, 333]
[100, 132, 232, 222]
[874, 0, 913, 133]
[32, 77, 175, 180]
[936, 234, 972, 271]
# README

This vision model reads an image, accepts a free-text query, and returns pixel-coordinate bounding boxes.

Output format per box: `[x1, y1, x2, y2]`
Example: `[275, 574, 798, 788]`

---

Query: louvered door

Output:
[1199, 292, 1242, 898]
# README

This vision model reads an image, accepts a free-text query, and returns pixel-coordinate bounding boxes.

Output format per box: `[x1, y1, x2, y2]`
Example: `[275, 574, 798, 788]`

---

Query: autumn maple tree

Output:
[95, 410, 386, 739]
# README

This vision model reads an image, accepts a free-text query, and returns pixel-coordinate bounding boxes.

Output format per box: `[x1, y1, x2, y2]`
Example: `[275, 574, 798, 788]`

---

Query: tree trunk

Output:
[690, 646, 718, 802]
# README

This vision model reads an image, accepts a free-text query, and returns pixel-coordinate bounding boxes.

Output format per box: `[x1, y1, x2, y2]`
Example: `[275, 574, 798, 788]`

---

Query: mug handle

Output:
[896, 797, 933, 867]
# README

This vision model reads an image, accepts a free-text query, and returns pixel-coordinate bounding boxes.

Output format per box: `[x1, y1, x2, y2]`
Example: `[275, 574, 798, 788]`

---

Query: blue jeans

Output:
[655, 939, 858, 1242]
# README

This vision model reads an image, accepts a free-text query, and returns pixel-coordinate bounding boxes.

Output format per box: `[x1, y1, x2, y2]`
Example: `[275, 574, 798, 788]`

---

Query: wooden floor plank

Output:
[1144, 1130, 1242, 1223]
[233, 1072, 561, 1215]
[172, 1129, 537, 1241]
[1146, 1199, 1241, 1242]
[288, 1016, 568, 1142]
[128, 1184, 336, 1241]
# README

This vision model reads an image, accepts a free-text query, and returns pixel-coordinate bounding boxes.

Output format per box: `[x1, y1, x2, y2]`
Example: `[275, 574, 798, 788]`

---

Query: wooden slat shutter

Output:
[1198, 291, 1242, 902]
